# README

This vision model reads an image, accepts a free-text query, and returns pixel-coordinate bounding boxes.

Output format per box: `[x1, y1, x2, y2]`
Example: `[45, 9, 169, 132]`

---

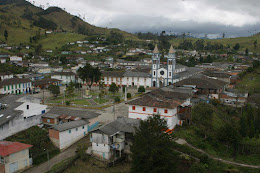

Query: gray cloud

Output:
[31, 0, 260, 37]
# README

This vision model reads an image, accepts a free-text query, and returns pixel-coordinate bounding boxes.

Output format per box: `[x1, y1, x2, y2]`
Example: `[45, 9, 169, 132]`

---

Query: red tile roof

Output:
[0, 141, 32, 157]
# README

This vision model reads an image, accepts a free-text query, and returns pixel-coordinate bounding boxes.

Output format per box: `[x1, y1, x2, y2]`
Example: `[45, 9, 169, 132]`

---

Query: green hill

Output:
[170, 33, 260, 53]
[0, 0, 140, 47]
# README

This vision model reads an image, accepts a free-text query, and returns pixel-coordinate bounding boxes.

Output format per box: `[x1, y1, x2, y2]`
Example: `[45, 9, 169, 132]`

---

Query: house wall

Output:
[49, 129, 60, 148]
[51, 75, 76, 84]
[0, 74, 13, 81]
[128, 105, 179, 130]
[0, 82, 32, 94]
[42, 117, 57, 125]
[4, 149, 31, 173]
[58, 123, 88, 150]
[15, 103, 47, 118]
[91, 133, 111, 159]
[0, 114, 42, 140]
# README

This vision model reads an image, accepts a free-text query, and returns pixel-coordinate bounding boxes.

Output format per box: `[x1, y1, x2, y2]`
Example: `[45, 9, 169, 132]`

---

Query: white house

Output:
[51, 72, 77, 85]
[0, 78, 32, 94]
[89, 117, 140, 160]
[0, 73, 13, 81]
[0, 141, 32, 173]
[127, 87, 193, 132]
[49, 120, 89, 150]
[9, 56, 22, 62]
[0, 95, 47, 140]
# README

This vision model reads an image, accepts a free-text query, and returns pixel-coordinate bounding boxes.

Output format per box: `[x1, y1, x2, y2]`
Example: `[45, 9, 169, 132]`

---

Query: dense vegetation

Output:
[6, 126, 60, 165]
[174, 102, 260, 166]
[0, 63, 28, 74]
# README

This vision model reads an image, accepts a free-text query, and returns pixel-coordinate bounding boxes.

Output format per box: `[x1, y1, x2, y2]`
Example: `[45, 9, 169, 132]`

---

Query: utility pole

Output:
[47, 149, 50, 172]
[42, 86, 45, 104]
[113, 103, 116, 120]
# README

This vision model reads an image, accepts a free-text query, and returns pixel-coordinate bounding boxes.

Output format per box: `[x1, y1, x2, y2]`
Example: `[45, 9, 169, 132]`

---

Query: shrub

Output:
[114, 96, 120, 103]
[66, 101, 70, 106]
[127, 93, 132, 98]
[138, 86, 145, 93]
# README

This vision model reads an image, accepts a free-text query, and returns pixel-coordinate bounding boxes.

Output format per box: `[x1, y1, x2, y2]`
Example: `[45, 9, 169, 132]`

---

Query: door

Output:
[9, 162, 18, 173]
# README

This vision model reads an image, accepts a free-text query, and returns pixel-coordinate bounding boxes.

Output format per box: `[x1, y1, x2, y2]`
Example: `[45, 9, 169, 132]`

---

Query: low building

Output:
[49, 120, 89, 150]
[0, 78, 32, 94]
[127, 87, 193, 131]
[9, 56, 22, 62]
[175, 74, 227, 99]
[220, 89, 248, 107]
[0, 95, 47, 140]
[0, 141, 32, 173]
[42, 107, 100, 131]
[33, 78, 61, 90]
[89, 117, 140, 160]
[51, 72, 77, 85]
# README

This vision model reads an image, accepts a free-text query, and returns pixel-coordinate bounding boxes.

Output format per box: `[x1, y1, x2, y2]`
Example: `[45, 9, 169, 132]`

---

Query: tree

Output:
[109, 83, 118, 95]
[192, 103, 214, 138]
[245, 48, 249, 56]
[114, 96, 120, 103]
[4, 30, 8, 41]
[66, 81, 75, 96]
[222, 32, 225, 39]
[233, 43, 240, 51]
[48, 85, 60, 97]
[254, 40, 257, 49]
[35, 44, 42, 55]
[189, 163, 207, 173]
[131, 115, 177, 173]
[77, 64, 102, 89]
[138, 86, 145, 93]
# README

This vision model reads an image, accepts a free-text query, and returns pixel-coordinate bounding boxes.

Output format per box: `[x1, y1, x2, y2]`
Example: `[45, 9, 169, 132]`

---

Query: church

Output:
[102, 45, 202, 88]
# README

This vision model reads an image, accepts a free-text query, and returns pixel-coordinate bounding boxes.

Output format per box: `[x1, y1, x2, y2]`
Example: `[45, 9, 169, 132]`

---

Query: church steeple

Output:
[169, 45, 176, 54]
[167, 45, 176, 86]
[151, 44, 160, 87]
[153, 44, 159, 54]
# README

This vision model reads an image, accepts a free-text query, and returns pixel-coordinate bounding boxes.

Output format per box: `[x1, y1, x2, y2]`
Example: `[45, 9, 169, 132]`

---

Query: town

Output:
[0, 0, 260, 173]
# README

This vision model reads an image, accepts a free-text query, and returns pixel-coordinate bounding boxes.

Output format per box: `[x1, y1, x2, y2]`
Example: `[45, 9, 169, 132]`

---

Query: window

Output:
[169, 72, 171, 77]
[82, 126, 84, 129]
[69, 130, 71, 133]
[143, 107, 146, 111]
[132, 106, 135, 110]
[153, 108, 157, 112]
[4, 86, 6, 91]
[47, 119, 50, 123]
[164, 109, 168, 113]
[76, 128, 78, 131]
[154, 71, 155, 76]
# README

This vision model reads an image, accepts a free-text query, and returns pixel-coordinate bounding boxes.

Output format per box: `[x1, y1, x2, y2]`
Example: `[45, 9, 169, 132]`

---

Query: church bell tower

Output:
[167, 45, 176, 85]
[151, 45, 160, 87]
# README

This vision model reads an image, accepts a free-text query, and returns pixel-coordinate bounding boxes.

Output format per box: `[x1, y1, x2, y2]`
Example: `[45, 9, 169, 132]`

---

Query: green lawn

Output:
[94, 98, 109, 104]
[72, 99, 90, 105]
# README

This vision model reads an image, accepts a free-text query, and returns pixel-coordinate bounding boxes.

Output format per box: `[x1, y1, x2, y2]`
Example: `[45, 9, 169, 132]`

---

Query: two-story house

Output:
[0, 141, 32, 173]
[0, 78, 32, 94]
[89, 117, 140, 160]
[51, 72, 77, 85]
[127, 87, 193, 132]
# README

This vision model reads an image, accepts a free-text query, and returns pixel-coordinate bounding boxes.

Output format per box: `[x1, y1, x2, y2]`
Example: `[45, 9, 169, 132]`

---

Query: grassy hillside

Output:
[170, 34, 260, 53]
[0, 0, 140, 47]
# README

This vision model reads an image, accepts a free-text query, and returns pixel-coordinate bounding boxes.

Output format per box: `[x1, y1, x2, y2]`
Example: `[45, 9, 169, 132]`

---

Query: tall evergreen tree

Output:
[4, 30, 8, 41]
[131, 115, 178, 173]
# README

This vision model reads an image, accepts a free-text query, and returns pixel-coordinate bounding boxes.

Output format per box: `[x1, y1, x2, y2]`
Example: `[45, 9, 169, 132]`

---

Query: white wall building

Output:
[51, 72, 76, 85]
[49, 120, 88, 150]
[0, 78, 32, 94]
[127, 87, 192, 132]
[9, 56, 22, 62]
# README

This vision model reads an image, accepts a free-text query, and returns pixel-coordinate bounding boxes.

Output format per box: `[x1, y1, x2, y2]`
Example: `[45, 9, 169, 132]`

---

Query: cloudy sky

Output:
[31, 0, 260, 38]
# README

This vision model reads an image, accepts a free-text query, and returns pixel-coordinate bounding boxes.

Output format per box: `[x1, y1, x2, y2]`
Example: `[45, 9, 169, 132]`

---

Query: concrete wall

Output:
[0, 114, 42, 140]
[58, 123, 88, 150]
[15, 103, 47, 118]
[4, 149, 30, 173]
